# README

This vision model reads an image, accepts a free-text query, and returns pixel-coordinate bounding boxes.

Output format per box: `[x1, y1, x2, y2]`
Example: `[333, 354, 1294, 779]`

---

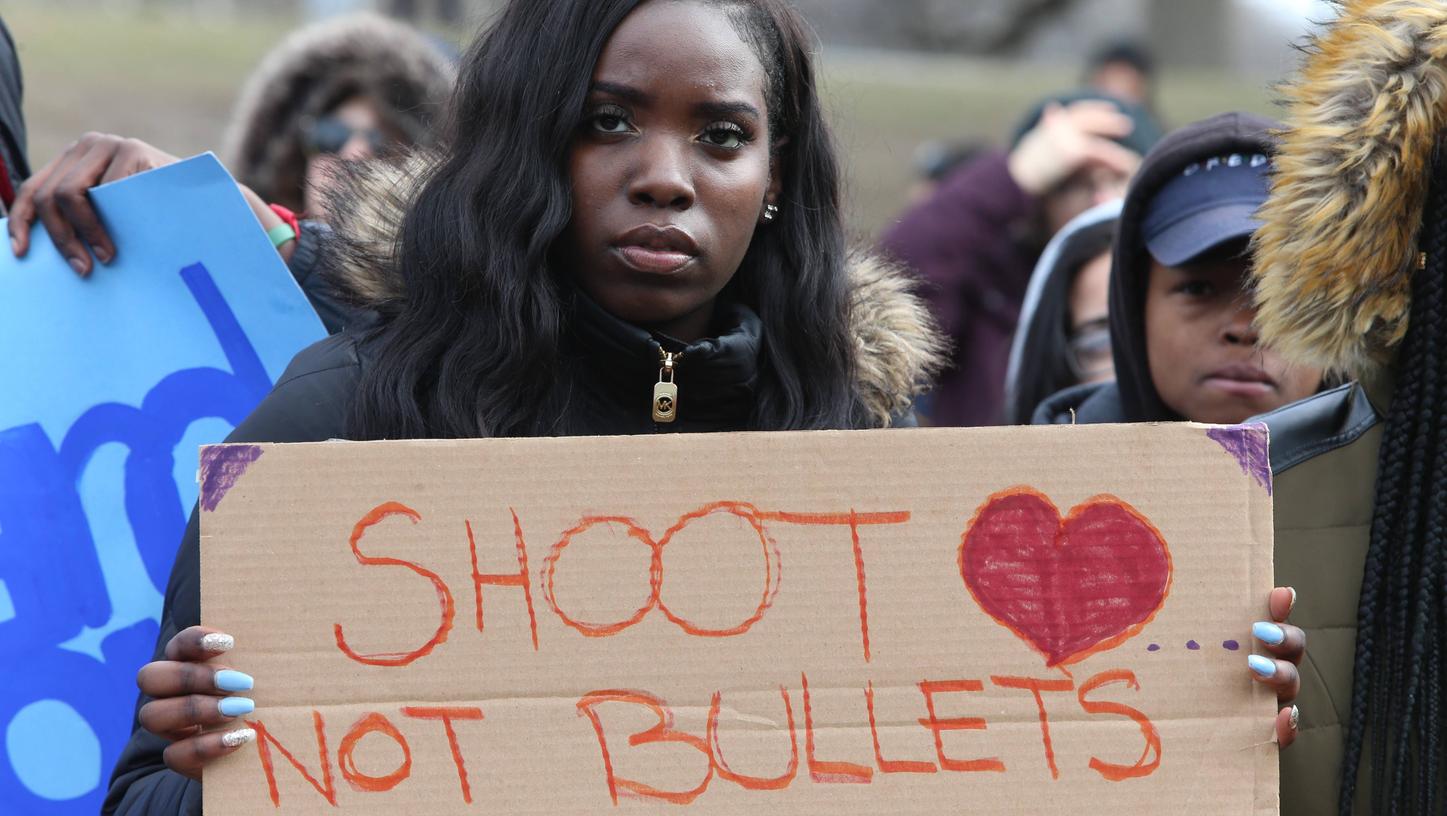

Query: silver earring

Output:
[763, 203, 780, 223]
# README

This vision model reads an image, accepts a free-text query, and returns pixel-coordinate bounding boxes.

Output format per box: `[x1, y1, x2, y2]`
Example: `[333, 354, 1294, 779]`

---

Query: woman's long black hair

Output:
[1339, 145, 1447, 815]
[347, 0, 860, 440]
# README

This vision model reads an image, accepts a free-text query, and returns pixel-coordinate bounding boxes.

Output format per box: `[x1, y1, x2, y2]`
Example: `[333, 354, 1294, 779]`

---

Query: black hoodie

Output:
[1032, 112, 1282, 424]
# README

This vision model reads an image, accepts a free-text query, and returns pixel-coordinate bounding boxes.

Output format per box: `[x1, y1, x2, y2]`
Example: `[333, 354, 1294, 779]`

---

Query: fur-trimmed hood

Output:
[1252, 0, 1447, 378]
[222, 12, 455, 212]
[318, 155, 946, 427]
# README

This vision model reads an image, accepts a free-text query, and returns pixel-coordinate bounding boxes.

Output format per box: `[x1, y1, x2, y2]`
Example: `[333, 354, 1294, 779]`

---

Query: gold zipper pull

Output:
[653, 349, 680, 423]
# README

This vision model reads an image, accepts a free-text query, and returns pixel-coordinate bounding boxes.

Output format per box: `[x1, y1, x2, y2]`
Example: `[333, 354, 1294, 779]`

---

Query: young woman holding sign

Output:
[60, 0, 1302, 808]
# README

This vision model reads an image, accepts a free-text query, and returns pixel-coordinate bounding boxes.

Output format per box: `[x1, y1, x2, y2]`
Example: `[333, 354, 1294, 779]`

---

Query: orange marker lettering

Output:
[1078, 670, 1162, 780]
[990, 675, 1075, 779]
[334, 501, 455, 667]
[865, 681, 936, 774]
[466, 510, 539, 650]
[543, 517, 659, 637]
[707, 688, 798, 790]
[247, 712, 337, 806]
[576, 690, 713, 805]
[916, 679, 1005, 773]
[402, 706, 485, 803]
[655, 502, 780, 638]
[764, 509, 909, 662]
[337, 712, 411, 793]
[801, 672, 873, 783]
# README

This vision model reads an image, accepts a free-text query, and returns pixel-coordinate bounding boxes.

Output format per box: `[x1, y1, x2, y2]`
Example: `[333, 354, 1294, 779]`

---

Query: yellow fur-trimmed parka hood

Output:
[1246, 5, 1447, 814]
[1252, 0, 1447, 379]
[222, 12, 455, 213]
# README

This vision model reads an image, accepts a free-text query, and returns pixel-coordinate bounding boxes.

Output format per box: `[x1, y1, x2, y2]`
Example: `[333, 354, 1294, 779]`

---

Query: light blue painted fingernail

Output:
[1253, 621, 1285, 646]
[214, 670, 253, 692]
[1248, 655, 1277, 678]
[219, 697, 255, 717]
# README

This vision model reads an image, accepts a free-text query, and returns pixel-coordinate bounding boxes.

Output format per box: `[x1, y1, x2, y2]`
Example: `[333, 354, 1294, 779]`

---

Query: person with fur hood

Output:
[222, 11, 454, 218]
[224, 10, 453, 330]
[1248, 1, 1447, 812]
[101, 0, 947, 807]
[6, 12, 453, 334]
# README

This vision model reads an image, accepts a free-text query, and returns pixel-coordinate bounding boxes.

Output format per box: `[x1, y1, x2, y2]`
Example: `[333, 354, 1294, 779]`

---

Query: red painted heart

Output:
[959, 488, 1172, 667]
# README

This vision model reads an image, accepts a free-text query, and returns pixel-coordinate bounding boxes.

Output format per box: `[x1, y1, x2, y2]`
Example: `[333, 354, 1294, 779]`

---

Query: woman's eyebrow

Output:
[694, 99, 760, 119]
[589, 80, 649, 105]
[589, 81, 759, 120]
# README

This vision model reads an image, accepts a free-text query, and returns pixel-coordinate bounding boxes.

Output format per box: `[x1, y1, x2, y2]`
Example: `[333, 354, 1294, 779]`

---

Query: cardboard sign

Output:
[0, 155, 325, 812]
[200, 424, 1278, 814]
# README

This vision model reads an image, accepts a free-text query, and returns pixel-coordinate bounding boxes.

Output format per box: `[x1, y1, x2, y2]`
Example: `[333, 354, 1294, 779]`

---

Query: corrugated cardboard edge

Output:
[197, 423, 1283, 813]
[1232, 423, 1280, 815]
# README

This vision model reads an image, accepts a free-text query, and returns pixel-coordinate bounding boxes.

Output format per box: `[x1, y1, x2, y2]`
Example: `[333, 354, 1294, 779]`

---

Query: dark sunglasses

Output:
[304, 116, 388, 156]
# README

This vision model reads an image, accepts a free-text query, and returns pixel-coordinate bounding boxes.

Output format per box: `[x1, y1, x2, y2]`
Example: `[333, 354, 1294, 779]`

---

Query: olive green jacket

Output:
[1241, 0, 1447, 811]
[1262, 370, 1394, 815]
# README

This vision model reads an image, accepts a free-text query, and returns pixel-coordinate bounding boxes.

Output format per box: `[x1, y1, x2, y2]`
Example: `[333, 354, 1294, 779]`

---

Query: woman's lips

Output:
[615, 245, 696, 274]
[612, 224, 700, 274]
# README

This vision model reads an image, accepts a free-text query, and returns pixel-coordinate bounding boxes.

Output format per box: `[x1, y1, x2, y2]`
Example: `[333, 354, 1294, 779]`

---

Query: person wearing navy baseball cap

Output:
[1032, 112, 1325, 425]
[1141, 151, 1272, 268]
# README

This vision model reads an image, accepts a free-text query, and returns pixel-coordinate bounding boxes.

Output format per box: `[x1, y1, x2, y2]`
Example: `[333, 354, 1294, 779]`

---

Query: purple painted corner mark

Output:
[199, 445, 263, 512]
[1147, 643, 1160, 652]
[1223, 639, 1241, 651]
[1207, 424, 1273, 496]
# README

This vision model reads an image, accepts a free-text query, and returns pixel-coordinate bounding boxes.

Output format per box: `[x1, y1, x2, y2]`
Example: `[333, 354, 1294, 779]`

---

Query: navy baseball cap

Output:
[1142, 152, 1271, 267]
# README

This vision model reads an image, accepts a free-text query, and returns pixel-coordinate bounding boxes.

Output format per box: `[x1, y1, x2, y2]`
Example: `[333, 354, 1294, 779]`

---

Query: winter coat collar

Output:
[1030, 380, 1127, 425]
[1252, 0, 1447, 379]
[568, 292, 762, 426]
[317, 154, 945, 428]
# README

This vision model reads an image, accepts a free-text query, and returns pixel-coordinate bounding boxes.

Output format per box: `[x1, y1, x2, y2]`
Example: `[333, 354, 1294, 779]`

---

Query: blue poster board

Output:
[0, 154, 327, 813]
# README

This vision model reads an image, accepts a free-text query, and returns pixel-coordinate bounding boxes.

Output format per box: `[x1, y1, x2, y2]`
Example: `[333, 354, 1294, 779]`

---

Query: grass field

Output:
[6, 3, 1277, 238]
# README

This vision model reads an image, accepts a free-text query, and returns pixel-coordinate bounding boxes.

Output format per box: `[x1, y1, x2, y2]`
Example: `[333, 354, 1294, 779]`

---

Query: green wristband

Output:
[267, 222, 297, 248]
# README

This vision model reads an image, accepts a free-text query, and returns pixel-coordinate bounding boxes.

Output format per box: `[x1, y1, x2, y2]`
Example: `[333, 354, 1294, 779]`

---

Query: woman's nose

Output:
[627, 138, 694, 210]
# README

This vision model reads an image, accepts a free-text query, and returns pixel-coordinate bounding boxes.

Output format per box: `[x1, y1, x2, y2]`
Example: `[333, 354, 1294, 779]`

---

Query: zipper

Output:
[653, 347, 681, 424]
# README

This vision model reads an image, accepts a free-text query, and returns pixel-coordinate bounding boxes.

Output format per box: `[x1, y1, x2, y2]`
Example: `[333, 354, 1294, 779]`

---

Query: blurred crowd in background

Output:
[4, 0, 1334, 433]
[9, 2, 1414, 814]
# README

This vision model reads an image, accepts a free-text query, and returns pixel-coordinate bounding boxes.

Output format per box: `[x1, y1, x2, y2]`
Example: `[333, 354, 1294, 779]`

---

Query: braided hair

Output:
[1340, 145, 1447, 815]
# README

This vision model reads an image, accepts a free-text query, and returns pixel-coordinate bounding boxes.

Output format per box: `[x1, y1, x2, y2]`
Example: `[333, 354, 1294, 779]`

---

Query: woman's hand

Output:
[135, 625, 256, 780]
[1247, 586, 1304, 747]
[7, 132, 180, 275]
[7, 132, 296, 276]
